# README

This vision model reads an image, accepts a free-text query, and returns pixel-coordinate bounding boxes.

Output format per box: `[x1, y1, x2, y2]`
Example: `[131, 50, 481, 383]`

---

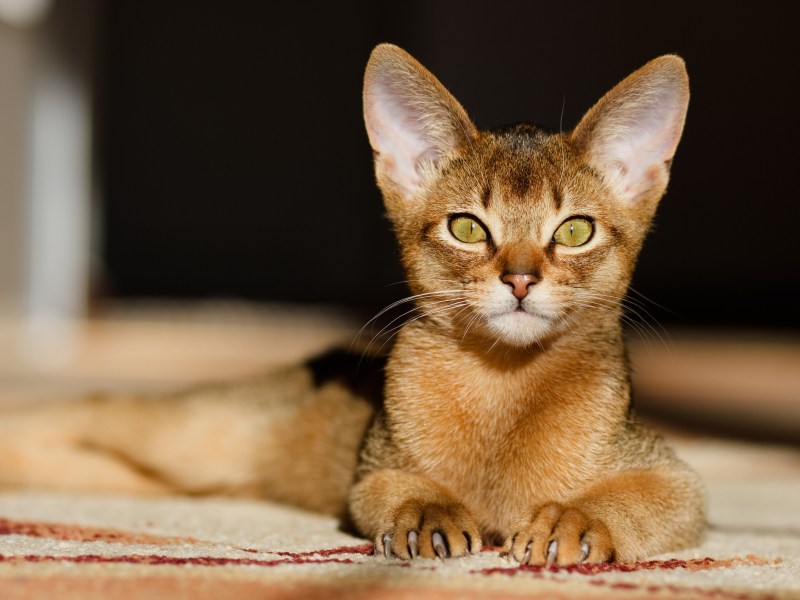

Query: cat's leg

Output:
[349, 469, 482, 559]
[0, 399, 173, 494]
[507, 467, 706, 565]
[0, 392, 252, 496]
[1, 368, 376, 516]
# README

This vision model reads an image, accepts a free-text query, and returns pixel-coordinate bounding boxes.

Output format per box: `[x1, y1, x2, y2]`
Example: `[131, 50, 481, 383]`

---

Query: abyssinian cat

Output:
[0, 44, 705, 565]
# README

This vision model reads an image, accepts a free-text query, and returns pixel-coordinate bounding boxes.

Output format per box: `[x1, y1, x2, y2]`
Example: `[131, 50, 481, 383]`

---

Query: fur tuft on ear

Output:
[571, 56, 689, 206]
[363, 44, 477, 202]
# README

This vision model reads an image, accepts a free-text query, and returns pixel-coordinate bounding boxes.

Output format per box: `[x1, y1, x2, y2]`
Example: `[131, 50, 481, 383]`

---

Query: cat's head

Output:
[363, 44, 689, 349]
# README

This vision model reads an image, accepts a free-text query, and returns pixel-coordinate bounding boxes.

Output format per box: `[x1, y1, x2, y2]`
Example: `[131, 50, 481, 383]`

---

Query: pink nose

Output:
[501, 273, 540, 300]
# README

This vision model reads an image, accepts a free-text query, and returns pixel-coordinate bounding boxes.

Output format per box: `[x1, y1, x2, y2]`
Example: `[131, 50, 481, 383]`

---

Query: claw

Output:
[432, 531, 449, 559]
[545, 540, 558, 568]
[503, 534, 516, 560]
[382, 533, 394, 558]
[522, 542, 531, 565]
[579, 541, 590, 563]
[408, 530, 419, 559]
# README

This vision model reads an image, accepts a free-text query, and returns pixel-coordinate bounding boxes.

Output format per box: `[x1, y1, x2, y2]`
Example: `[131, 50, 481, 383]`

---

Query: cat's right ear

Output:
[570, 56, 690, 209]
[363, 44, 477, 205]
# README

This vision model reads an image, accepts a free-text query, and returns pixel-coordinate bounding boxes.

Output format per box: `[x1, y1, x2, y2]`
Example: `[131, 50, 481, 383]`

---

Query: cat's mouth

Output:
[483, 305, 555, 347]
[491, 304, 553, 325]
[510, 303, 549, 320]
[512, 308, 549, 321]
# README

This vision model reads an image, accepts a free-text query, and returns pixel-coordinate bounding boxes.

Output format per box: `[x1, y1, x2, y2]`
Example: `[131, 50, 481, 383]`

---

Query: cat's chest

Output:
[411, 393, 591, 482]
[389, 364, 604, 530]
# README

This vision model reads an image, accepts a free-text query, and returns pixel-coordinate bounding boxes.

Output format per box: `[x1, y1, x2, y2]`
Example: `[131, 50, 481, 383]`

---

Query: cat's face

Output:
[363, 45, 689, 348]
[395, 129, 644, 347]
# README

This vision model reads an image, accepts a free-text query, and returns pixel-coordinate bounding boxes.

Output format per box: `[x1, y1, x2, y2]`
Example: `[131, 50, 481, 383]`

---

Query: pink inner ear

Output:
[575, 57, 690, 206]
[363, 45, 478, 202]
[597, 91, 686, 203]
[364, 85, 440, 199]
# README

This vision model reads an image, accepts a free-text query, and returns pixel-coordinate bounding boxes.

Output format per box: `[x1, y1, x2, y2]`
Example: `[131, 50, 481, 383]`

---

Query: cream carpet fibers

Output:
[1, 435, 798, 599]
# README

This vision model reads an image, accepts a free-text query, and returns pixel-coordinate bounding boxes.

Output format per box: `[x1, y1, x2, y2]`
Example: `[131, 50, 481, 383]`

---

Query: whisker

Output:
[575, 289, 673, 352]
[369, 301, 470, 357]
[350, 289, 470, 350]
[460, 309, 484, 341]
[628, 285, 681, 318]
[365, 296, 467, 350]
[486, 333, 503, 354]
[557, 94, 567, 188]
[567, 290, 671, 353]
[384, 278, 470, 288]
[361, 300, 467, 358]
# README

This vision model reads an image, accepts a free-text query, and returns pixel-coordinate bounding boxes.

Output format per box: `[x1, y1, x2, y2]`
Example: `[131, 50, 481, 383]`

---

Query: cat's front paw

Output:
[507, 503, 613, 566]
[375, 500, 481, 560]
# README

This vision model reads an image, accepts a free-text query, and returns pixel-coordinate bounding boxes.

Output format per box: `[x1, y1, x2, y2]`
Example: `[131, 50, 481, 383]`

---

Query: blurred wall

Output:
[88, 1, 797, 329]
[1, 0, 97, 366]
[0, 20, 35, 315]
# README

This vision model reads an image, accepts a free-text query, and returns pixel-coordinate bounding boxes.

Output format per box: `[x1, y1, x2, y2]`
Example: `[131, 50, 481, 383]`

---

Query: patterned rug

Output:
[2, 436, 799, 600]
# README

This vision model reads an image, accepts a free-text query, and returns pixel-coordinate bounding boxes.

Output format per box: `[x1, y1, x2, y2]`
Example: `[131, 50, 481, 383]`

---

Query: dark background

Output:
[95, 1, 799, 329]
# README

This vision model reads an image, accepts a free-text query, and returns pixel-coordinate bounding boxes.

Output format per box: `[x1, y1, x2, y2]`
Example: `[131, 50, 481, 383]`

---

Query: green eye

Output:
[553, 217, 593, 247]
[449, 215, 488, 243]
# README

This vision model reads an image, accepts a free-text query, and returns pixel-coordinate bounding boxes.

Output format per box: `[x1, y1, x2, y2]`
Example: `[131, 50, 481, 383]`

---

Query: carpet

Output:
[1, 435, 799, 600]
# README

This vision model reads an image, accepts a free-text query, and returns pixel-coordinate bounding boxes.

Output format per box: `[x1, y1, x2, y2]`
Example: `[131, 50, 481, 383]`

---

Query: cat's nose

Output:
[501, 273, 539, 300]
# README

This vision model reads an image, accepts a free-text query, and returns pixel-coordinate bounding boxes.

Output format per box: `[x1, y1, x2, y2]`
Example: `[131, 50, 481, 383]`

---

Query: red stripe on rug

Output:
[0, 553, 364, 568]
[0, 517, 197, 546]
[474, 556, 780, 600]
[0, 517, 375, 557]
[271, 543, 374, 558]
[475, 554, 780, 576]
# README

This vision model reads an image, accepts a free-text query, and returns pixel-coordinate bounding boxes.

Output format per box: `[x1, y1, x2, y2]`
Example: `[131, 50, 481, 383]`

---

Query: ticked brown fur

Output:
[0, 45, 705, 565]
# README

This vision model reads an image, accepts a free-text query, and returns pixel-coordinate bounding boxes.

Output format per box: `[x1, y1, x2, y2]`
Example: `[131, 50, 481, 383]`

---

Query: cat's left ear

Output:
[363, 44, 478, 204]
[571, 56, 689, 207]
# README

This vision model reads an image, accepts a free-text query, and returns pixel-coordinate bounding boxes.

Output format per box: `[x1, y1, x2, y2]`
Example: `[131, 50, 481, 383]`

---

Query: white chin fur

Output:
[484, 310, 554, 348]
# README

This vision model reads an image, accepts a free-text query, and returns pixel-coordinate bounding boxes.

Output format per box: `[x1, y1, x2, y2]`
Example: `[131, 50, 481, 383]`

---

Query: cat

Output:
[0, 44, 705, 566]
